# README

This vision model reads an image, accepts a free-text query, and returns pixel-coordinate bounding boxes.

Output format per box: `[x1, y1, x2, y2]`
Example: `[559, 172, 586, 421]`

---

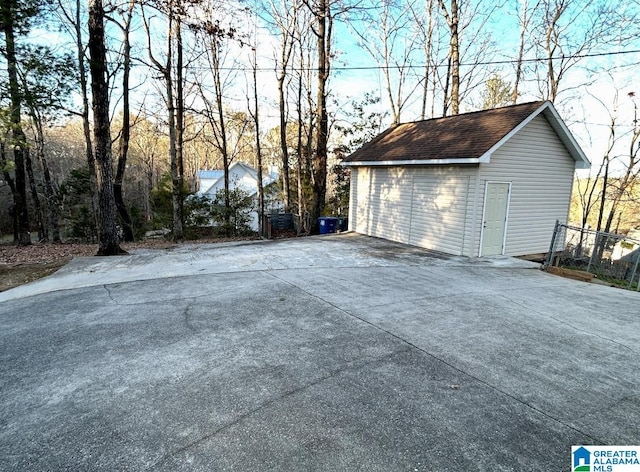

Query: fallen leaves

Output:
[0, 236, 259, 292]
[0, 243, 96, 292]
[0, 243, 97, 265]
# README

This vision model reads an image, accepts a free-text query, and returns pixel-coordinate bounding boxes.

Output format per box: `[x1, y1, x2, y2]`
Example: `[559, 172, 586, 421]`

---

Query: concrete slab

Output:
[1, 234, 638, 471]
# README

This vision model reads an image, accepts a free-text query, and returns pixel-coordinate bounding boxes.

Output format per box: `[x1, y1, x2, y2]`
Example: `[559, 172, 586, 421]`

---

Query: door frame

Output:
[479, 181, 512, 257]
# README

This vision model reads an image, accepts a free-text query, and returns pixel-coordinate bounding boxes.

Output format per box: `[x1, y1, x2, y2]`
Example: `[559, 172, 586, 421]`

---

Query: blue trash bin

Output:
[318, 217, 338, 234]
[318, 217, 329, 234]
[326, 217, 337, 233]
[336, 217, 348, 232]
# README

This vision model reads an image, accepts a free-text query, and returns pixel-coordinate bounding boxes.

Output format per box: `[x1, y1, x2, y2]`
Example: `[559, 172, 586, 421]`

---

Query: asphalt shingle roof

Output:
[343, 101, 547, 163]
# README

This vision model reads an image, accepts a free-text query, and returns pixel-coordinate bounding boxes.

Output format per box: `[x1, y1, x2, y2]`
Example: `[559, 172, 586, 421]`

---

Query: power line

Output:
[158, 47, 640, 72]
[331, 48, 640, 72]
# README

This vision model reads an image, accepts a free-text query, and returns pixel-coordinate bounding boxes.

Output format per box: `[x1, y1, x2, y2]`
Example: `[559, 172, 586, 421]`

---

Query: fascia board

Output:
[341, 158, 482, 167]
[541, 105, 591, 169]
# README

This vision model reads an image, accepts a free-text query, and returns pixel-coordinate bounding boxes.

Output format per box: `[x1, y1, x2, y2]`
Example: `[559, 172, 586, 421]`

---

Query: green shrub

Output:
[210, 187, 255, 237]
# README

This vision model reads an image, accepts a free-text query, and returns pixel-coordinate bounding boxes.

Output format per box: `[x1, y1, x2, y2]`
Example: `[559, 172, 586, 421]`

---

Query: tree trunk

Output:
[305, 70, 314, 232]
[1, 142, 19, 242]
[512, 0, 529, 104]
[312, 0, 331, 230]
[162, 7, 183, 241]
[438, 0, 460, 115]
[543, 1, 564, 102]
[252, 46, 264, 236]
[1, 0, 31, 246]
[38, 139, 61, 242]
[27, 114, 60, 242]
[212, 42, 231, 232]
[166, 76, 182, 240]
[278, 74, 291, 211]
[420, 0, 435, 120]
[88, 0, 124, 255]
[442, 55, 451, 116]
[25, 149, 46, 241]
[449, 0, 460, 115]
[296, 64, 305, 233]
[597, 155, 611, 232]
[69, 0, 99, 236]
[114, 0, 135, 242]
[175, 13, 185, 239]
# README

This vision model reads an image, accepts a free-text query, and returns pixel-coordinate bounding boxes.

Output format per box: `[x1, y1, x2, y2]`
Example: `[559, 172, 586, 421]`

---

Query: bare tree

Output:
[601, 94, 640, 234]
[575, 89, 640, 239]
[111, 0, 136, 241]
[436, 0, 501, 115]
[352, 0, 420, 125]
[130, 115, 168, 221]
[196, 26, 233, 230]
[18, 42, 73, 243]
[438, 0, 460, 115]
[534, 0, 632, 102]
[410, 0, 440, 120]
[246, 28, 264, 235]
[142, 0, 186, 240]
[305, 0, 333, 227]
[267, 0, 301, 211]
[292, 5, 314, 232]
[88, 0, 124, 255]
[512, 0, 540, 103]
[24, 102, 61, 242]
[56, 0, 99, 234]
[1, 0, 33, 245]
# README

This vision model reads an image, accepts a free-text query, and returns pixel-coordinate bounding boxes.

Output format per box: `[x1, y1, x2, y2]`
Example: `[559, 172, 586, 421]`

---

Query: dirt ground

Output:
[0, 229, 303, 293]
[1, 243, 92, 292]
[0, 239, 242, 293]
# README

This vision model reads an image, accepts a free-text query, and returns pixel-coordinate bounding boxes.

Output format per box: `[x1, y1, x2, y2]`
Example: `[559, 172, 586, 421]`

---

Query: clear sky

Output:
[28, 0, 640, 176]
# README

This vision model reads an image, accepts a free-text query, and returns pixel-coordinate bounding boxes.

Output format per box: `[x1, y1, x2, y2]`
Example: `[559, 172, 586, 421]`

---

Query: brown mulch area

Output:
[0, 236, 260, 293]
[0, 243, 95, 292]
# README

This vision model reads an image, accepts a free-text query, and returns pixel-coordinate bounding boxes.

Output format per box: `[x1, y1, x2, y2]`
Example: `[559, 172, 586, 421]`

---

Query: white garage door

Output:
[353, 167, 476, 256]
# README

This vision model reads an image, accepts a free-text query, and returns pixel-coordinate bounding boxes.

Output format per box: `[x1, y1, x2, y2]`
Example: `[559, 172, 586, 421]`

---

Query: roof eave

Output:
[341, 101, 591, 170]
[341, 157, 483, 167]
[541, 104, 591, 169]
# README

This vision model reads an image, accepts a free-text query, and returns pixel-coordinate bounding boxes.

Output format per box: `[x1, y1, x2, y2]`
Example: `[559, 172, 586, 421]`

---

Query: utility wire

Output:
[331, 49, 640, 71]
[141, 47, 640, 72]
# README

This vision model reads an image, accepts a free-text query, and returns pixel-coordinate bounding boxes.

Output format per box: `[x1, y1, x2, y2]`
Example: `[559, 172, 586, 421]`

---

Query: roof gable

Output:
[342, 101, 590, 169]
[198, 162, 278, 196]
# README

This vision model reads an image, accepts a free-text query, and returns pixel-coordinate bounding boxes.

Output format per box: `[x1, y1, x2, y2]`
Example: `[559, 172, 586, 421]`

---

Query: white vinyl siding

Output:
[348, 113, 578, 258]
[478, 114, 576, 256]
[351, 167, 413, 243]
[348, 167, 359, 232]
[408, 168, 477, 255]
[350, 166, 477, 255]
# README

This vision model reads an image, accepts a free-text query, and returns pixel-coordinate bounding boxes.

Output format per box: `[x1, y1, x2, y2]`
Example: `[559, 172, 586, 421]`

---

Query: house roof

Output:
[198, 170, 224, 180]
[198, 162, 277, 196]
[341, 101, 590, 169]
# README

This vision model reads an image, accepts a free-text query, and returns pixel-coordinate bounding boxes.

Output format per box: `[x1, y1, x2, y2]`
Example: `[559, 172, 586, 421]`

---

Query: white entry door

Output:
[481, 182, 511, 256]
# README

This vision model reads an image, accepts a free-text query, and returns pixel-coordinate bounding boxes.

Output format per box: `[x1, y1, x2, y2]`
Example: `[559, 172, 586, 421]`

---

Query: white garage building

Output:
[341, 101, 590, 257]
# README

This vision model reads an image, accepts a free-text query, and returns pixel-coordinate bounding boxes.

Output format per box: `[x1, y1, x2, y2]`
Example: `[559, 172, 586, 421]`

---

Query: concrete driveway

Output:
[1, 234, 638, 471]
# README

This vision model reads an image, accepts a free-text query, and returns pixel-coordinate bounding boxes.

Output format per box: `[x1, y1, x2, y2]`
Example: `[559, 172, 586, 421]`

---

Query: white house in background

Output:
[341, 101, 591, 257]
[197, 162, 282, 231]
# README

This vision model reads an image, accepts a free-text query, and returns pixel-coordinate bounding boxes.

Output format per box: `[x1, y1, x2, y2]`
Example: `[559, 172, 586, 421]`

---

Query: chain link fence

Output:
[544, 221, 640, 291]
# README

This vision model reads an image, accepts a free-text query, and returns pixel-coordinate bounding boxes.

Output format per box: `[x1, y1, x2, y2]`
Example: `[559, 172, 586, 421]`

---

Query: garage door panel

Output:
[362, 168, 412, 244]
[409, 175, 470, 254]
[354, 168, 472, 254]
